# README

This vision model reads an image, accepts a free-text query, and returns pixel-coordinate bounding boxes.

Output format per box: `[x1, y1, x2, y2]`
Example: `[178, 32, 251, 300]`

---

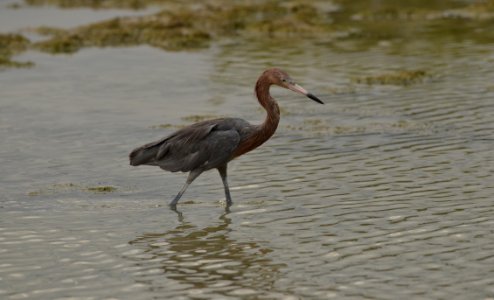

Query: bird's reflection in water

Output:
[128, 212, 284, 296]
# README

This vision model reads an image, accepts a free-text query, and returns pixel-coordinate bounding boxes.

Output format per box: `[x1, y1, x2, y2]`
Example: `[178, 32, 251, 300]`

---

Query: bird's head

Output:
[264, 68, 324, 104]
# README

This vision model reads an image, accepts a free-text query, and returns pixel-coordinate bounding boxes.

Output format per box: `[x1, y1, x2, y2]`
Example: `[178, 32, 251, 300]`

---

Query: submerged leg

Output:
[169, 169, 202, 209]
[217, 165, 233, 207]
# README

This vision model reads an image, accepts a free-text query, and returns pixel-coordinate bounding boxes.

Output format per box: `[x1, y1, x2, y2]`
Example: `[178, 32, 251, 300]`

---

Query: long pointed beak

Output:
[306, 93, 324, 104]
[288, 83, 324, 104]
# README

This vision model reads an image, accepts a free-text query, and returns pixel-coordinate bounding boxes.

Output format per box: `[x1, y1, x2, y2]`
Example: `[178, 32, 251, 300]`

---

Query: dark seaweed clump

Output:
[87, 186, 117, 192]
[0, 34, 33, 68]
[27, 183, 117, 195]
[35, 15, 211, 53]
[354, 70, 429, 86]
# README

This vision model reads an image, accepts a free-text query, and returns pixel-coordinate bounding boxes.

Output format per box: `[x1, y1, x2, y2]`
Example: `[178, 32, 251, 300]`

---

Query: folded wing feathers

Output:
[129, 121, 219, 168]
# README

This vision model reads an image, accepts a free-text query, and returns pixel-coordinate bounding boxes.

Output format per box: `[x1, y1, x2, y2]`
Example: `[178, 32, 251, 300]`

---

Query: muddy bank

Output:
[2, 0, 494, 67]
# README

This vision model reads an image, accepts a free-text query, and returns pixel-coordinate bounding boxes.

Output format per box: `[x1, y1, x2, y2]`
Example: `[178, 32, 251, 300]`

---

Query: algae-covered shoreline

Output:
[31, 1, 333, 54]
[0, 33, 33, 68]
[2, 0, 494, 69]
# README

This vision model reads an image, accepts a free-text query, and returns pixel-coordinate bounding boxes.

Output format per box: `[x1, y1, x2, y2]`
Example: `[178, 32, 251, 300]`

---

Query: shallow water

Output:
[1, 3, 494, 300]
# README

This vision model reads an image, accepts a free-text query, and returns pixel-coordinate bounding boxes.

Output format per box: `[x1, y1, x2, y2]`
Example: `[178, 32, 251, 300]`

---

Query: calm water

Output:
[1, 3, 494, 300]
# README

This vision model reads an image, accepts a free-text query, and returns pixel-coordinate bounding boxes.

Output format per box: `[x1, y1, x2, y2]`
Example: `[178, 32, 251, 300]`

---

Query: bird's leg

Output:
[217, 165, 233, 207]
[169, 169, 202, 209]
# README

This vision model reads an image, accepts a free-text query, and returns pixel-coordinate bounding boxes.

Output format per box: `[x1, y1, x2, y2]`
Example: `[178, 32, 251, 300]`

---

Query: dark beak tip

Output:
[307, 93, 324, 104]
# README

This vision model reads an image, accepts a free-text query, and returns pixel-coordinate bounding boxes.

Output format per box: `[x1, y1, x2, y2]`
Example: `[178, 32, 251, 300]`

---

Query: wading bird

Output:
[129, 68, 323, 209]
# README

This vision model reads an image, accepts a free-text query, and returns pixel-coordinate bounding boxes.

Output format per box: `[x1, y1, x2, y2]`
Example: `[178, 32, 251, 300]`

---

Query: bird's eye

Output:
[282, 79, 287, 82]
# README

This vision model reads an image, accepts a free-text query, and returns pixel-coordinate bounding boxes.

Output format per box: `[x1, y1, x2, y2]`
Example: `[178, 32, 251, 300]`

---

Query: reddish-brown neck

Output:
[255, 77, 280, 137]
[231, 75, 280, 158]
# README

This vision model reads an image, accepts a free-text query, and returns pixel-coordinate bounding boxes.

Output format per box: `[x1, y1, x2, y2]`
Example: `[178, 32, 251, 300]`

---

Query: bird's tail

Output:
[129, 145, 159, 166]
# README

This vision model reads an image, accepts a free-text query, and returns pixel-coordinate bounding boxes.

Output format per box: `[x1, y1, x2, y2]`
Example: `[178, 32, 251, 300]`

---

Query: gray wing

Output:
[129, 118, 249, 172]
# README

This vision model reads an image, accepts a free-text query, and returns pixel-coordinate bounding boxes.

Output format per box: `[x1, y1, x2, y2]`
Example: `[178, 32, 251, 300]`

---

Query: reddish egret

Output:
[129, 68, 323, 208]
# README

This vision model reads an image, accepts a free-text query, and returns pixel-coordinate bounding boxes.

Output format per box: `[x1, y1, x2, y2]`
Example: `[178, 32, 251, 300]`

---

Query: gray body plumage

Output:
[130, 118, 255, 173]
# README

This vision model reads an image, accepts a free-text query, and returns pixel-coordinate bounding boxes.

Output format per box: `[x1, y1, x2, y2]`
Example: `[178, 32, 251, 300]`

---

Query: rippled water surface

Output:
[1, 3, 494, 300]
